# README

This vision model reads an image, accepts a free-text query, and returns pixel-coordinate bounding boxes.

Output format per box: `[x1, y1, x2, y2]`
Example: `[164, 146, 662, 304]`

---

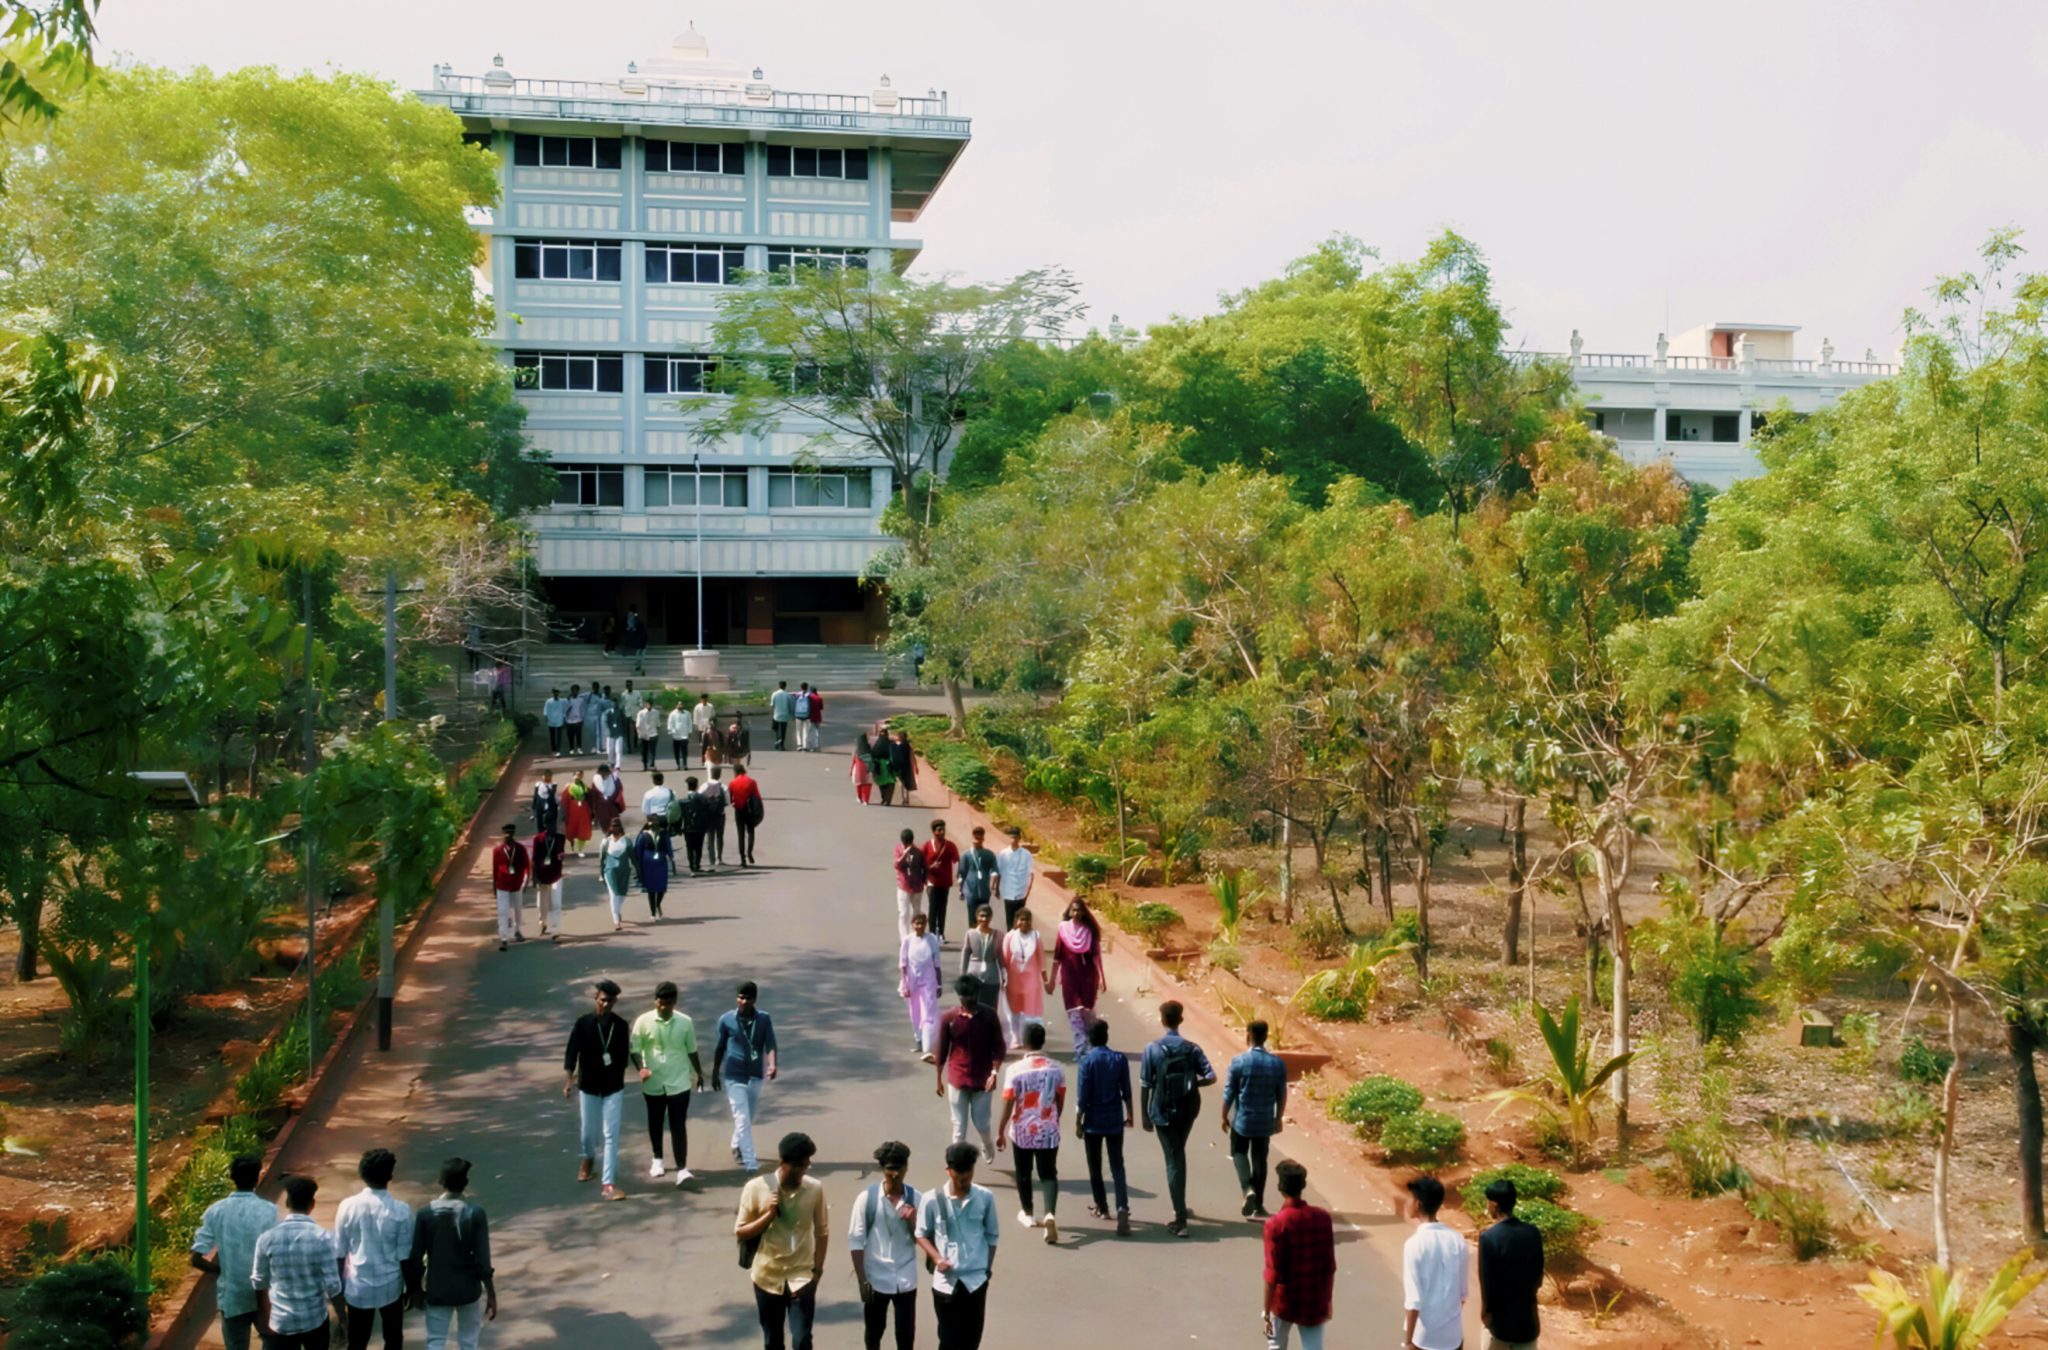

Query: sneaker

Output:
[602, 1184, 623, 1201]
[674, 1168, 694, 1187]
[731, 1146, 743, 1164]
[1169, 1219, 1189, 1239]
[1116, 1210, 1132, 1237]
[1017, 1210, 1038, 1230]
[513, 931, 526, 943]
[650, 1158, 665, 1179]
[1253, 1205, 1271, 1220]
[1241, 1190, 1257, 1218]
[498, 941, 508, 952]
[1042, 1214, 1058, 1244]
[1086, 1204, 1108, 1220]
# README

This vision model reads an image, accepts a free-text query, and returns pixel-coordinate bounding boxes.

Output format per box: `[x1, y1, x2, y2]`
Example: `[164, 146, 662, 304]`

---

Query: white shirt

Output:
[995, 846, 1034, 901]
[667, 709, 691, 740]
[635, 705, 661, 737]
[643, 785, 676, 820]
[621, 689, 645, 717]
[542, 696, 567, 728]
[693, 701, 715, 734]
[847, 1182, 923, 1295]
[1402, 1221, 1469, 1350]
[334, 1187, 415, 1309]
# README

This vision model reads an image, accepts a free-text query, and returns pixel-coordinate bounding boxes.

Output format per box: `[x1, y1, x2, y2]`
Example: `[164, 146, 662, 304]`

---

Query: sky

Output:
[99, 0, 2048, 357]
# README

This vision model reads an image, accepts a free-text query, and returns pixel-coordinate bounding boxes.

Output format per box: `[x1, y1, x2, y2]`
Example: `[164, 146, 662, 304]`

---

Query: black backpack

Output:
[900, 845, 928, 891]
[679, 790, 713, 833]
[1152, 1039, 1203, 1126]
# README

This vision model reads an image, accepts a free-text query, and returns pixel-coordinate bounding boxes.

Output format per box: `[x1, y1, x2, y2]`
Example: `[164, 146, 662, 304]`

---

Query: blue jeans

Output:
[754, 1279, 817, 1350]
[726, 1077, 764, 1167]
[579, 1090, 622, 1185]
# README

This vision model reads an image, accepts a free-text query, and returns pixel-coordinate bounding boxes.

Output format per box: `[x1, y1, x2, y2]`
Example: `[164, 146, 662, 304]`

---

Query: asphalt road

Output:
[228, 690, 1411, 1348]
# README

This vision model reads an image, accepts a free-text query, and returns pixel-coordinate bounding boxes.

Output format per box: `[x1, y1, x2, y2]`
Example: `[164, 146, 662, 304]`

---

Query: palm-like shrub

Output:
[1489, 995, 1633, 1163]
[1856, 1252, 2044, 1349]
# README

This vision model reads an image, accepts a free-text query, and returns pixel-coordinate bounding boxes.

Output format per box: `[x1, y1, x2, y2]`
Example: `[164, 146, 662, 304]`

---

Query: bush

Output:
[1379, 1108, 1466, 1169]
[9, 1256, 148, 1350]
[924, 742, 997, 804]
[1746, 1179, 1835, 1260]
[1291, 906, 1347, 960]
[1067, 853, 1112, 887]
[1206, 939, 1243, 973]
[1516, 1197, 1598, 1263]
[1664, 1118, 1748, 1196]
[1460, 1163, 1566, 1219]
[890, 713, 952, 741]
[1329, 1075, 1425, 1133]
[1125, 901, 1181, 941]
[1877, 1083, 1939, 1139]
[1900, 1036, 1954, 1087]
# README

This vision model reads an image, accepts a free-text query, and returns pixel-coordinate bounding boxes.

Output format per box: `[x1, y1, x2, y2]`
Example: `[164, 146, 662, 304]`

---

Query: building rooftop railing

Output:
[1509, 348, 1898, 378]
[427, 66, 956, 125]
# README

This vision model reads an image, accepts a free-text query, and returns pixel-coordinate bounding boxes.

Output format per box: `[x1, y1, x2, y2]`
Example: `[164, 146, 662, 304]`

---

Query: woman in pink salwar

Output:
[900, 911, 943, 1061]
[1050, 898, 1109, 1056]
[1000, 907, 1048, 1050]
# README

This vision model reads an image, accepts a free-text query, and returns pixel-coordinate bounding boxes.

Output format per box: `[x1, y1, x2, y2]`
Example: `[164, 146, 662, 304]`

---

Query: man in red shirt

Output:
[491, 823, 530, 952]
[921, 819, 961, 945]
[933, 975, 1004, 1162]
[726, 766, 762, 866]
[529, 828, 566, 942]
[1263, 1159, 1336, 1349]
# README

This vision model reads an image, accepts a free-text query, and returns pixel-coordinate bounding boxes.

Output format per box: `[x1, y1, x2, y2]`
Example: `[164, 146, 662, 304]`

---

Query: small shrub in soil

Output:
[1514, 1197, 1598, 1263]
[1125, 901, 1181, 941]
[1460, 1163, 1566, 1218]
[1876, 1083, 1939, 1139]
[1290, 906, 1347, 959]
[1664, 1117, 1748, 1196]
[9, 1255, 148, 1350]
[1206, 939, 1243, 973]
[1899, 1036, 1953, 1087]
[1067, 852, 1112, 887]
[1329, 1075, 1424, 1134]
[1380, 1108, 1466, 1169]
[1745, 1179, 1836, 1260]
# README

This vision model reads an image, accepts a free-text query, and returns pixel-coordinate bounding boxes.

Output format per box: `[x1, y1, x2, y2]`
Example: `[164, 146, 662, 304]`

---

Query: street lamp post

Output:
[694, 452, 705, 653]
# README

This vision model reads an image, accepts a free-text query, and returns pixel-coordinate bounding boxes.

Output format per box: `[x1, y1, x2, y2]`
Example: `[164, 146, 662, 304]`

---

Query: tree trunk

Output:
[1503, 795, 1527, 966]
[1582, 923, 1602, 1016]
[942, 675, 967, 735]
[2011, 1016, 2045, 1243]
[1591, 843, 1632, 1140]
[1413, 836, 1433, 982]
[10, 846, 47, 983]
[1278, 797, 1294, 925]
[1374, 823, 1394, 923]
[1934, 995, 1964, 1268]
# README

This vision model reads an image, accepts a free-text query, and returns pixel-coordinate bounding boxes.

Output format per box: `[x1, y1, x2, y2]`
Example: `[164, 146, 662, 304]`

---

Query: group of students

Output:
[540, 683, 758, 773]
[488, 760, 764, 947]
[189, 1150, 496, 1350]
[850, 728, 920, 805]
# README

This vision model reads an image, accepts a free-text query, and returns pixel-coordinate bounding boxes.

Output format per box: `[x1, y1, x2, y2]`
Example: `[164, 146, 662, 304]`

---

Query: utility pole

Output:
[302, 568, 319, 1079]
[378, 567, 397, 1051]
[693, 452, 705, 653]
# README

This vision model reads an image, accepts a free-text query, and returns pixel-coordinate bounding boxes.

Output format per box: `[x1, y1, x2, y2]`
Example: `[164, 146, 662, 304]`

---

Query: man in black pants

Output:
[1479, 1177, 1546, 1349]
[848, 1141, 921, 1350]
[1221, 1018, 1288, 1219]
[1139, 1000, 1216, 1237]
[915, 1142, 1002, 1350]
[631, 981, 705, 1187]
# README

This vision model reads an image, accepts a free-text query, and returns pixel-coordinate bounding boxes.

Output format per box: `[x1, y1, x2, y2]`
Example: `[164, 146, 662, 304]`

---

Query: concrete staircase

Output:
[518, 644, 900, 707]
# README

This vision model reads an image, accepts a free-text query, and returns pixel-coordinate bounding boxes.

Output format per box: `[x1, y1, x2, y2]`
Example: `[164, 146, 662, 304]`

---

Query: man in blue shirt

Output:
[189, 1153, 277, 1350]
[1221, 1019, 1289, 1219]
[1139, 1000, 1216, 1237]
[769, 681, 793, 751]
[711, 981, 780, 1171]
[1076, 1017, 1134, 1236]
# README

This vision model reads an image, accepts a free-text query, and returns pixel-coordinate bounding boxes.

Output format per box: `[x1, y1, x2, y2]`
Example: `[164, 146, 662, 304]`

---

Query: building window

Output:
[645, 243, 747, 285]
[643, 354, 721, 395]
[513, 351, 624, 393]
[513, 238, 623, 282]
[767, 469, 874, 510]
[554, 464, 624, 508]
[645, 140, 744, 175]
[512, 134, 623, 170]
[766, 247, 870, 274]
[765, 145, 869, 180]
[645, 466, 748, 508]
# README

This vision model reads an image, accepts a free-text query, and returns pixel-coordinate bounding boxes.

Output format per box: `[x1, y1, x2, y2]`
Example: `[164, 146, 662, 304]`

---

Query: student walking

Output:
[1049, 898, 1108, 1054]
[336, 1148, 413, 1350]
[900, 911, 943, 1060]
[620, 681, 644, 755]
[934, 976, 1004, 1161]
[1076, 1017, 1134, 1236]
[693, 692, 716, 759]
[632, 980, 705, 1186]
[404, 1158, 495, 1350]
[884, 728, 914, 798]
[1140, 1000, 1217, 1237]
[530, 828, 565, 940]
[1223, 1020, 1289, 1218]
[872, 735, 898, 806]
[1402, 1176, 1469, 1350]
[712, 982, 779, 1171]
[624, 606, 648, 674]
[1477, 1177, 1545, 1350]
[632, 820, 676, 920]
[893, 828, 928, 941]
[726, 715, 752, 769]
[804, 687, 825, 751]
[564, 683, 587, 754]
[996, 1022, 1066, 1244]
[847, 1140, 922, 1350]
[598, 819, 634, 932]
[998, 908, 1047, 1050]
[729, 765, 763, 866]
[600, 693, 627, 770]
[531, 768, 561, 835]
[959, 907, 1002, 1015]
[667, 700, 692, 769]
[589, 764, 625, 837]
[490, 661, 511, 714]
[564, 979, 630, 1200]
[1262, 1161, 1337, 1350]
[770, 681, 793, 750]
[922, 820, 960, 943]
[563, 773, 593, 858]
[543, 688, 567, 755]
[641, 771, 677, 828]
[915, 1142, 1003, 1350]
[189, 1153, 277, 1350]
[735, 1132, 829, 1350]
[703, 768, 730, 869]
[958, 828, 997, 933]
[851, 733, 876, 805]
[635, 699, 661, 770]
[251, 1174, 342, 1350]
[491, 823, 529, 952]
[678, 776, 712, 873]
[994, 828, 1033, 931]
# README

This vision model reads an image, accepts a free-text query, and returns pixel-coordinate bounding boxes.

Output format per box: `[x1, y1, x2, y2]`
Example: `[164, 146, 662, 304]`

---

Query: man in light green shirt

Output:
[632, 981, 706, 1186]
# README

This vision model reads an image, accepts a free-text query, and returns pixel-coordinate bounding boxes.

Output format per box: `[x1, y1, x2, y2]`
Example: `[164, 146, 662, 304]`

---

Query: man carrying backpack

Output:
[1140, 1000, 1217, 1237]
[893, 828, 929, 942]
[847, 1140, 921, 1350]
[676, 777, 714, 875]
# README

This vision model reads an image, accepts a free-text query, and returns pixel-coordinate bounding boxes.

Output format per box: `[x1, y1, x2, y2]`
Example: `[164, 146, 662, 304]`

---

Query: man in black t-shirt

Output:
[563, 979, 631, 1200]
[1477, 1178, 1545, 1349]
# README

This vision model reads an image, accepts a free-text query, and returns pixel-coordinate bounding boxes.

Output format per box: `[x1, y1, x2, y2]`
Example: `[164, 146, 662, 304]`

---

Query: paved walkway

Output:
[215, 691, 1414, 1347]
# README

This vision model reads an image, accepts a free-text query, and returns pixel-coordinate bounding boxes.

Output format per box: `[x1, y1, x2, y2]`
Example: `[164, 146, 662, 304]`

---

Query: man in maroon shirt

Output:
[491, 823, 530, 952]
[933, 975, 1004, 1161]
[529, 828, 565, 942]
[1262, 1159, 1335, 1349]
[921, 820, 961, 944]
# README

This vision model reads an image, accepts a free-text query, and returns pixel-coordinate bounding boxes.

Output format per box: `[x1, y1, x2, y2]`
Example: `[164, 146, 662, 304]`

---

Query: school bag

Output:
[665, 793, 685, 828]
[899, 844, 928, 891]
[1152, 1039, 1203, 1126]
[679, 790, 713, 834]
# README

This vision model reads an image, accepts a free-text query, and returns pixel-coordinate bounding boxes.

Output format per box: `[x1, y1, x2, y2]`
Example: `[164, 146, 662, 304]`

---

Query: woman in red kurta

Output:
[1050, 898, 1109, 1056]
[562, 772, 594, 855]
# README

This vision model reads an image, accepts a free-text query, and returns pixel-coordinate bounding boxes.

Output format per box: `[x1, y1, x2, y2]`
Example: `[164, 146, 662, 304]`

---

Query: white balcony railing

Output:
[427, 67, 954, 122]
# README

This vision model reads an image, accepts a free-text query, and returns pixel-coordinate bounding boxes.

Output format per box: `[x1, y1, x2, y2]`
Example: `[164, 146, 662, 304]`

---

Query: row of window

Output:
[553, 465, 876, 510]
[512, 240, 871, 286]
[511, 134, 871, 180]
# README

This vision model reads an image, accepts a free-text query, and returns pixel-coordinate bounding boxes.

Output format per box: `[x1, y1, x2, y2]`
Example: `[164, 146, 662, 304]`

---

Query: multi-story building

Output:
[1549, 323, 1898, 488]
[415, 26, 969, 647]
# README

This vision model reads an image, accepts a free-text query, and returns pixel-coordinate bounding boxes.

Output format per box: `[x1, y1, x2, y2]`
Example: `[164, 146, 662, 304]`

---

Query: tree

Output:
[0, 1, 95, 143]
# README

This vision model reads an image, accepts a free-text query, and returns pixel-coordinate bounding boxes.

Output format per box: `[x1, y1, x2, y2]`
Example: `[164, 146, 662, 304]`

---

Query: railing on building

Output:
[1511, 349, 1897, 377]
[428, 67, 953, 122]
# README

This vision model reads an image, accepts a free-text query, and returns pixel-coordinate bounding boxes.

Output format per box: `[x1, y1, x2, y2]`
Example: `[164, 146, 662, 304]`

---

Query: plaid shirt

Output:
[191, 1189, 277, 1317]
[1263, 1199, 1336, 1327]
[1223, 1046, 1289, 1136]
[251, 1213, 341, 1334]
